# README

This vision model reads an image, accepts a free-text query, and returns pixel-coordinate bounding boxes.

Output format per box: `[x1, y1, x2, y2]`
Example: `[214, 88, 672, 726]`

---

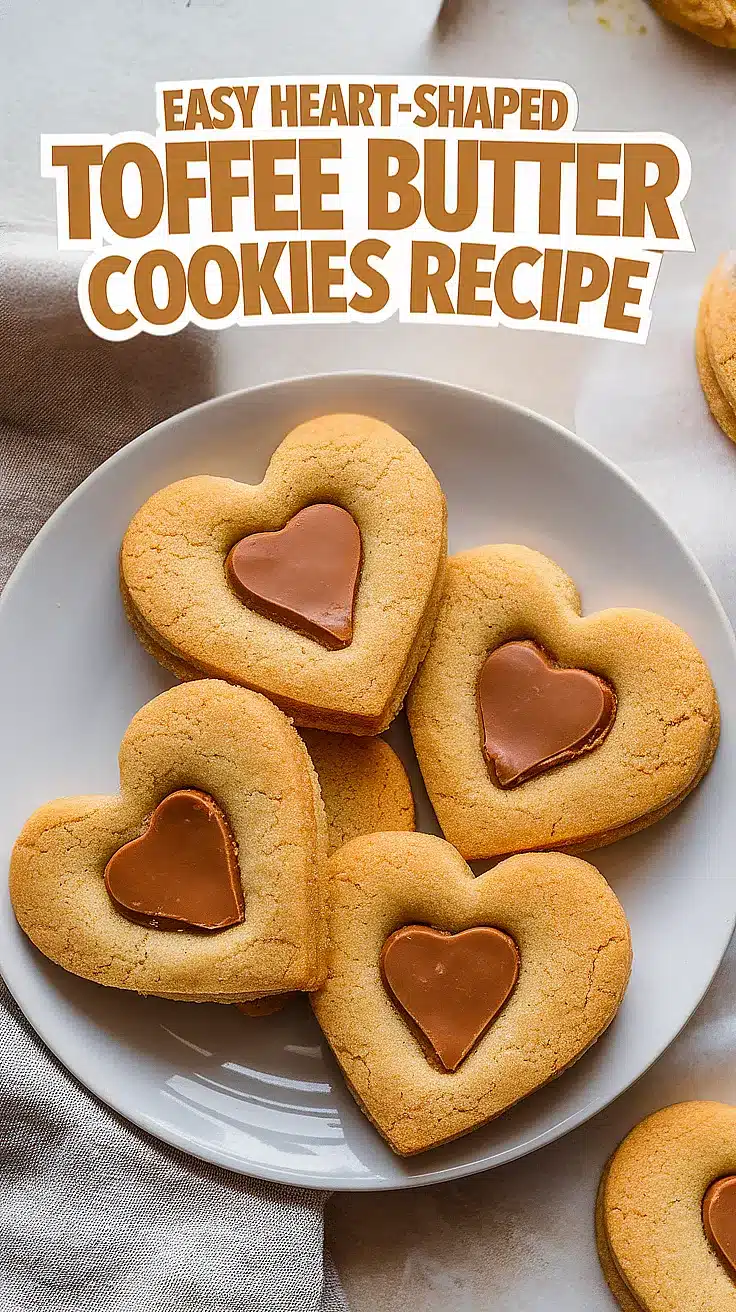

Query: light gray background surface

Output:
[2, 0, 735, 1307]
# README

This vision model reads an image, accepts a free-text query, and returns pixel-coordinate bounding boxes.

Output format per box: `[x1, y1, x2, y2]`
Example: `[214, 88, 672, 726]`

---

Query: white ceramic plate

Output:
[1, 372, 735, 1190]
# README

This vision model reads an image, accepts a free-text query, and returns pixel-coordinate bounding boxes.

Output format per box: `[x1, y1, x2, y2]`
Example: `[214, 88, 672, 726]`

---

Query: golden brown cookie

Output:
[697, 256, 736, 443]
[10, 680, 328, 1002]
[311, 832, 631, 1156]
[407, 545, 719, 860]
[597, 1102, 736, 1310]
[300, 730, 415, 853]
[649, 0, 736, 46]
[237, 730, 415, 1019]
[120, 414, 447, 735]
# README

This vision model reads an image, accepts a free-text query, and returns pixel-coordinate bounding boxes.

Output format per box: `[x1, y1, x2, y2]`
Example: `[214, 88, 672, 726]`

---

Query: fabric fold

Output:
[0, 239, 346, 1312]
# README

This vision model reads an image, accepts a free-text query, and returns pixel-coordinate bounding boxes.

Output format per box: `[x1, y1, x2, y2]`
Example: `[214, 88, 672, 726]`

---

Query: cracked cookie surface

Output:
[10, 680, 328, 1002]
[120, 413, 447, 734]
[311, 831, 631, 1156]
[407, 545, 719, 860]
[597, 1101, 736, 1310]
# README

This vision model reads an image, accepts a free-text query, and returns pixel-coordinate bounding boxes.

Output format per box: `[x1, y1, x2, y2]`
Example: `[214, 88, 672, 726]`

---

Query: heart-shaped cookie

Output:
[121, 414, 447, 734]
[597, 1102, 736, 1311]
[311, 831, 631, 1155]
[381, 925, 519, 1071]
[104, 789, 244, 931]
[407, 545, 719, 859]
[10, 680, 328, 1002]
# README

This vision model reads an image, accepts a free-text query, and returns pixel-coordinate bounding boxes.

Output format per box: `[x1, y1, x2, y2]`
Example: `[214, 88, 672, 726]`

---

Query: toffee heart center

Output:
[226, 503, 362, 650]
[380, 924, 519, 1071]
[704, 1176, 736, 1279]
[104, 789, 244, 931]
[478, 640, 616, 787]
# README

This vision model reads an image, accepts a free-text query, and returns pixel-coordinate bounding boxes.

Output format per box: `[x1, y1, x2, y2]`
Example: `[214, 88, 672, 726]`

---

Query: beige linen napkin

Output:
[0, 233, 347, 1312]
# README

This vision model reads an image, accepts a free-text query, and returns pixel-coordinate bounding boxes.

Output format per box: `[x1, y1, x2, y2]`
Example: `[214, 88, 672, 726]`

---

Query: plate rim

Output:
[2, 368, 735, 1191]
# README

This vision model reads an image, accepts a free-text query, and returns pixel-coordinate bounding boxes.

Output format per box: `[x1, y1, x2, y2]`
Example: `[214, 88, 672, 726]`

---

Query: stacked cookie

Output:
[10, 412, 719, 1158]
[698, 254, 736, 443]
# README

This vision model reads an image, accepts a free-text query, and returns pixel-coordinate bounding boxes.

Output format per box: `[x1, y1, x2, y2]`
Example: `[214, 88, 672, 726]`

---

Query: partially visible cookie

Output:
[237, 730, 414, 1019]
[10, 680, 328, 1002]
[597, 1102, 736, 1310]
[407, 545, 719, 860]
[300, 730, 415, 854]
[649, 0, 736, 46]
[312, 832, 631, 1156]
[697, 255, 736, 443]
[120, 413, 447, 735]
